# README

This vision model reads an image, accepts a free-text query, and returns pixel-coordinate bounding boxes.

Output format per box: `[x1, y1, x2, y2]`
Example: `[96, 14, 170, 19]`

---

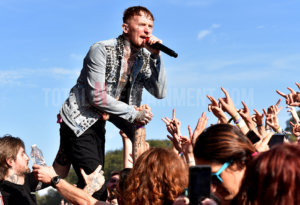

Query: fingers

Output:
[167, 135, 174, 141]
[80, 168, 87, 179]
[296, 82, 300, 89]
[218, 97, 226, 107]
[147, 35, 162, 45]
[188, 125, 192, 138]
[263, 108, 268, 116]
[161, 117, 169, 125]
[94, 165, 102, 173]
[290, 121, 295, 127]
[241, 101, 248, 112]
[287, 87, 296, 94]
[275, 99, 281, 107]
[221, 87, 229, 99]
[253, 109, 260, 115]
[276, 90, 287, 98]
[172, 108, 175, 120]
[207, 95, 218, 105]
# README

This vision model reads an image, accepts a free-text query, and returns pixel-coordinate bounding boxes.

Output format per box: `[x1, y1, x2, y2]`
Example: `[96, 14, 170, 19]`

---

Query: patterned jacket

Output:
[60, 35, 167, 136]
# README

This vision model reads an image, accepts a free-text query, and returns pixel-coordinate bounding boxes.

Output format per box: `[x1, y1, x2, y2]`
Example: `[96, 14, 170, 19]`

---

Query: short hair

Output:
[123, 6, 154, 23]
[0, 135, 25, 180]
[194, 124, 256, 170]
[122, 148, 188, 205]
[234, 143, 300, 205]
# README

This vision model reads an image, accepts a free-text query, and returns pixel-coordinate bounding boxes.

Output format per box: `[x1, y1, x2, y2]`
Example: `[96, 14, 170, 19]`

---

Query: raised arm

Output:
[218, 87, 249, 135]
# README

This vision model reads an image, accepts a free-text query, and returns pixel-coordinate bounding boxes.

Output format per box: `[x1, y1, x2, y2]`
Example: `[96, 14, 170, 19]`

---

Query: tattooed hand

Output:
[134, 109, 153, 125]
[82, 165, 105, 195]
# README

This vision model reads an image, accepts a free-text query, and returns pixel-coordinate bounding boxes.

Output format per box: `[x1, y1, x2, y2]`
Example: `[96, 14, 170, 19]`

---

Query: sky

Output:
[1, 0, 300, 167]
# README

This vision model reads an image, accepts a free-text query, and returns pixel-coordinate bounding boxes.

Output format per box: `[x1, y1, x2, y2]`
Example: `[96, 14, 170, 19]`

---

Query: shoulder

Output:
[87, 38, 118, 58]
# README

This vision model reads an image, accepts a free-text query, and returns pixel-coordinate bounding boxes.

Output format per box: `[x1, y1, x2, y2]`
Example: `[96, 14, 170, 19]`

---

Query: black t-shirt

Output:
[0, 172, 39, 205]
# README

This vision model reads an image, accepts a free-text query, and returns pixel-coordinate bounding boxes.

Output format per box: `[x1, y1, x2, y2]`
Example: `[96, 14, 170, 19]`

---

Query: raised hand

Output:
[263, 100, 282, 132]
[188, 112, 208, 147]
[162, 109, 182, 138]
[81, 165, 105, 195]
[218, 87, 238, 117]
[290, 122, 300, 137]
[263, 109, 281, 132]
[253, 109, 266, 137]
[253, 131, 273, 152]
[207, 95, 228, 124]
[252, 109, 265, 126]
[238, 101, 256, 131]
[135, 109, 153, 125]
[287, 105, 300, 122]
[276, 84, 300, 107]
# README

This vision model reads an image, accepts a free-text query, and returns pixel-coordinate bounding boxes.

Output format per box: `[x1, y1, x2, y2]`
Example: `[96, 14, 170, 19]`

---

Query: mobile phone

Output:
[188, 165, 211, 205]
[268, 133, 285, 147]
[246, 130, 261, 144]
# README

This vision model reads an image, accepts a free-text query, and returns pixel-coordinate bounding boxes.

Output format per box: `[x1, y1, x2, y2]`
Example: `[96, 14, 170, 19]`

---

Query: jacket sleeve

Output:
[143, 54, 167, 99]
[85, 43, 138, 123]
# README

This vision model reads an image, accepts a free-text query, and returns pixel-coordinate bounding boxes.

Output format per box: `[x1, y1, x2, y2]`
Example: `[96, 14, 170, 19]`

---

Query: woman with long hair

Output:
[193, 124, 256, 202]
[122, 147, 188, 205]
[234, 143, 300, 205]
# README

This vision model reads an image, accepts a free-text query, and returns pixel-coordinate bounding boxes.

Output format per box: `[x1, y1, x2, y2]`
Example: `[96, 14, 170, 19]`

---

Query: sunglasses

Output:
[211, 162, 230, 185]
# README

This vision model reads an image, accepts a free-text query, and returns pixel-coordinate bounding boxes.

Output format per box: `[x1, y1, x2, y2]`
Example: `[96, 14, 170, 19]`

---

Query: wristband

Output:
[235, 117, 242, 124]
[236, 120, 246, 129]
[276, 127, 283, 133]
[233, 113, 239, 119]
[251, 152, 258, 157]
[136, 125, 145, 129]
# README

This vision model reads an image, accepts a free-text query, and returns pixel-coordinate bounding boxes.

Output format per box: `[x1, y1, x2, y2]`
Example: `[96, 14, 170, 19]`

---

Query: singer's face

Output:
[123, 12, 153, 48]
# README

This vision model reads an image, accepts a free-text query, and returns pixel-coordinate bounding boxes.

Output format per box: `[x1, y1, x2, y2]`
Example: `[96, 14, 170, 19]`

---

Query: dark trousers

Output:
[59, 115, 135, 200]
[60, 120, 107, 200]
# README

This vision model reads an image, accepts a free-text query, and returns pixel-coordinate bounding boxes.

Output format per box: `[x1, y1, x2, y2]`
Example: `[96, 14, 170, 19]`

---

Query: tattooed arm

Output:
[52, 145, 71, 178]
[133, 126, 146, 163]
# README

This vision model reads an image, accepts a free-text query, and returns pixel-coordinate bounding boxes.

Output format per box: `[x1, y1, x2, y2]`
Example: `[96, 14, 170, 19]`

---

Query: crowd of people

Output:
[1, 83, 300, 205]
[1, 4, 300, 205]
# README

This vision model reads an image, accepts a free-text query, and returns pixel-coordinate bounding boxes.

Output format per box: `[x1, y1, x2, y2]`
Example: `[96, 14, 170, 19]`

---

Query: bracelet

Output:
[251, 152, 258, 157]
[276, 127, 283, 133]
[136, 125, 145, 129]
[179, 152, 184, 157]
[257, 124, 263, 127]
[235, 117, 242, 124]
[233, 113, 239, 119]
[236, 120, 246, 129]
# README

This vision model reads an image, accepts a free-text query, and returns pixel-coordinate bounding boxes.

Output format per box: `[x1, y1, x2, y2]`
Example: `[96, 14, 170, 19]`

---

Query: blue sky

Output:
[1, 0, 300, 166]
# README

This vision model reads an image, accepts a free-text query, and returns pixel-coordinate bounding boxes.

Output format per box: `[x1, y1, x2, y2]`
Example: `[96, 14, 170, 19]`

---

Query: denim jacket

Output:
[60, 35, 167, 136]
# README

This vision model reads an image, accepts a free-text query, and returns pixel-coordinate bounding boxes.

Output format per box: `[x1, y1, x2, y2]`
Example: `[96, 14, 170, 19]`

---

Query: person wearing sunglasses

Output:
[193, 124, 256, 203]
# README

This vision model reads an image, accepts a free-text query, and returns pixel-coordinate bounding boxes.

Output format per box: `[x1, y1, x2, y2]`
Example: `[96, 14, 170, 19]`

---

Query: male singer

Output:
[55, 6, 167, 200]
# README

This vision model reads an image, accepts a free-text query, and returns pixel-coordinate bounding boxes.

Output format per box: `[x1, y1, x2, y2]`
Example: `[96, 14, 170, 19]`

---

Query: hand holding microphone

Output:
[145, 36, 178, 58]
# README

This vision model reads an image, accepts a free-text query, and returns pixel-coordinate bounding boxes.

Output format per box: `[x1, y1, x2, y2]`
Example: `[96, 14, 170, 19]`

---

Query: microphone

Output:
[146, 38, 178, 58]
